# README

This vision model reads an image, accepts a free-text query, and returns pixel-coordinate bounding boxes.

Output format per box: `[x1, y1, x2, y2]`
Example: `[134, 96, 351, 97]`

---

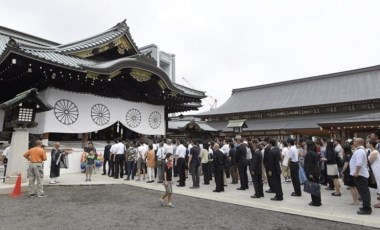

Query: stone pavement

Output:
[1, 171, 379, 228]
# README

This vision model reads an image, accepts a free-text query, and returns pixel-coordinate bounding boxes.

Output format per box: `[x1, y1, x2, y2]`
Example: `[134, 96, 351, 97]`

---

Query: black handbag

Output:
[368, 160, 377, 189]
[303, 180, 321, 197]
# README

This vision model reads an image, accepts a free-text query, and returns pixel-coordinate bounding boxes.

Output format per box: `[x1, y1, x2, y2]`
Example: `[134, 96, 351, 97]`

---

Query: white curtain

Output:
[30, 88, 165, 135]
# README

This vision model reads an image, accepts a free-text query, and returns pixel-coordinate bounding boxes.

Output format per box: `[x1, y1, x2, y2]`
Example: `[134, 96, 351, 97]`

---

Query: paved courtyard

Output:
[0, 184, 377, 230]
[1, 171, 380, 229]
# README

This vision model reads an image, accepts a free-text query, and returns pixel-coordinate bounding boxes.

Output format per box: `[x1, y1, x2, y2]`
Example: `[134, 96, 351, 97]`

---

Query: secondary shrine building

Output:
[196, 65, 380, 140]
[0, 20, 206, 142]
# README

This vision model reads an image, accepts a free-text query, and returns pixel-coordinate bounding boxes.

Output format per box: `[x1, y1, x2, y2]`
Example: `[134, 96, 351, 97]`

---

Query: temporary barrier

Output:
[9, 174, 22, 197]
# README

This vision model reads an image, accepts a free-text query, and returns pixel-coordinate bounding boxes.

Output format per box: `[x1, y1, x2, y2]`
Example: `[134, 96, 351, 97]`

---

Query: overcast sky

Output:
[2, 0, 380, 113]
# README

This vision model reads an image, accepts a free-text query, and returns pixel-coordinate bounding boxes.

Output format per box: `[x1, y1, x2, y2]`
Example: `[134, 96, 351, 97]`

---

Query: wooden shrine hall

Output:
[0, 20, 206, 142]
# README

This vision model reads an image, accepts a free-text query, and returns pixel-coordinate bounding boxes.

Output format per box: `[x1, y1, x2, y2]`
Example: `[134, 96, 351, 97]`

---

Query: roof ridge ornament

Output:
[115, 19, 127, 30]
[7, 37, 19, 48]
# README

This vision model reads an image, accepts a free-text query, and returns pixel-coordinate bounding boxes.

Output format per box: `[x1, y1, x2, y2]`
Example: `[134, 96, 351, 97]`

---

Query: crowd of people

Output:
[91, 130, 380, 214]
[20, 130, 380, 213]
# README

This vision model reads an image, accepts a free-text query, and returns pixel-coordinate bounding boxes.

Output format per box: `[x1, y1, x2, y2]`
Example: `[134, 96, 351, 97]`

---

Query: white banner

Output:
[30, 88, 165, 135]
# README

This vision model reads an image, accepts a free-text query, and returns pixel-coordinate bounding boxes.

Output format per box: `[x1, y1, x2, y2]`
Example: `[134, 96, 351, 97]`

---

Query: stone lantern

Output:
[0, 88, 52, 183]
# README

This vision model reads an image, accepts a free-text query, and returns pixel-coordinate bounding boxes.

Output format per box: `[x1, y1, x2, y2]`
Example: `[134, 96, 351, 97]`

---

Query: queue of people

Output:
[19, 130, 380, 214]
[98, 132, 379, 214]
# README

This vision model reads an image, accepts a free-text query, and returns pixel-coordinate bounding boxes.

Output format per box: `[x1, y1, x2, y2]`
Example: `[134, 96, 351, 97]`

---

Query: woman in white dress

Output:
[368, 140, 380, 208]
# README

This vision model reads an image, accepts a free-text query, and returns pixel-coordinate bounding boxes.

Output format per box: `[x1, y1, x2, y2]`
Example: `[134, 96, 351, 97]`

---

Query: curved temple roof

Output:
[198, 65, 380, 116]
[0, 21, 206, 112]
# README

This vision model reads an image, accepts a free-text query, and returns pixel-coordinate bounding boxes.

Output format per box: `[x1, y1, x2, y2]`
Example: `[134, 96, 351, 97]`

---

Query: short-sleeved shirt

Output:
[137, 145, 147, 159]
[2, 146, 10, 158]
[200, 149, 209, 164]
[87, 153, 96, 165]
[350, 147, 369, 178]
[175, 144, 186, 158]
[156, 147, 166, 160]
[165, 162, 173, 182]
[281, 147, 290, 166]
[112, 143, 126, 155]
[288, 145, 298, 162]
[126, 147, 137, 161]
[189, 146, 200, 165]
[23, 147, 47, 163]
[164, 144, 173, 154]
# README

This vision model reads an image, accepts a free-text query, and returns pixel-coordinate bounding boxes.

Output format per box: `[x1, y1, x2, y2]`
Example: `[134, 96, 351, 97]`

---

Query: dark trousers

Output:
[174, 158, 178, 177]
[190, 164, 200, 187]
[354, 176, 372, 211]
[202, 163, 210, 184]
[208, 160, 213, 180]
[253, 173, 263, 196]
[238, 164, 248, 189]
[290, 161, 301, 195]
[126, 161, 135, 179]
[230, 164, 238, 184]
[103, 157, 109, 175]
[225, 159, 231, 178]
[271, 173, 283, 199]
[177, 158, 186, 186]
[109, 154, 115, 176]
[265, 165, 274, 191]
[3, 164, 6, 182]
[114, 154, 124, 178]
[215, 167, 224, 192]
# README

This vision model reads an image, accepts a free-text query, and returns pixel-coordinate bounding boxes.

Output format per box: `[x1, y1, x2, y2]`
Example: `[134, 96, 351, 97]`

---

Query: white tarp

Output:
[30, 88, 165, 135]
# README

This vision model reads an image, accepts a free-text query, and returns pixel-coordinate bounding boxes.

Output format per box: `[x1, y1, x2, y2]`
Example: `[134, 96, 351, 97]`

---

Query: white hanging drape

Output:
[30, 88, 165, 135]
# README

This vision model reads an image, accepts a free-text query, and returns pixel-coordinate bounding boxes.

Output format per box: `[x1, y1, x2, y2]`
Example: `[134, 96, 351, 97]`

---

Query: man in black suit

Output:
[236, 137, 249, 190]
[262, 137, 274, 193]
[212, 143, 225, 192]
[250, 140, 263, 198]
[103, 140, 112, 175]
[267, 139, 283, 201]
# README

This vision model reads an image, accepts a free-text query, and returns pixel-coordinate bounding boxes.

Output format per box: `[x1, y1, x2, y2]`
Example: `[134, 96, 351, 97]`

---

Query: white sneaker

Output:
[49, 181, 56, 184]
[159, 197, 165, 206]
[38, 194, 47, 198]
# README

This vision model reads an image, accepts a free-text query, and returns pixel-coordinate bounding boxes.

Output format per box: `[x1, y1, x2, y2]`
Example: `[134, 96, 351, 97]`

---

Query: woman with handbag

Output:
[304, 140, 321, 206]
[323, 140, 341, 196]
[368, 140, 380, 208]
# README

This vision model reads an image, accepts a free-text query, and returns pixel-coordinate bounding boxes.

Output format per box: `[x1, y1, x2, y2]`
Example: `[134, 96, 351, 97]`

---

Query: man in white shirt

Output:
[1, 142, 10, 181]
[221, 140, 230, 155]
[350, 138, 372, 215]
[175, 139, 187, 187]
[112, 140, 126, 179]
[221, 139, 231, 182]
[334, 139, 343, 160]
[109, 140, 118, 177]
[281, 141, 290, 183]
[287, 138, 301, 196]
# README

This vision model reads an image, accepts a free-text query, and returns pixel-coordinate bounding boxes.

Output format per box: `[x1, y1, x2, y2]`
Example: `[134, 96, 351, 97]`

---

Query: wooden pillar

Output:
[82, 133, 89, 148]
[164, 106, 168, 136]
[41, 132, 49, 146]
